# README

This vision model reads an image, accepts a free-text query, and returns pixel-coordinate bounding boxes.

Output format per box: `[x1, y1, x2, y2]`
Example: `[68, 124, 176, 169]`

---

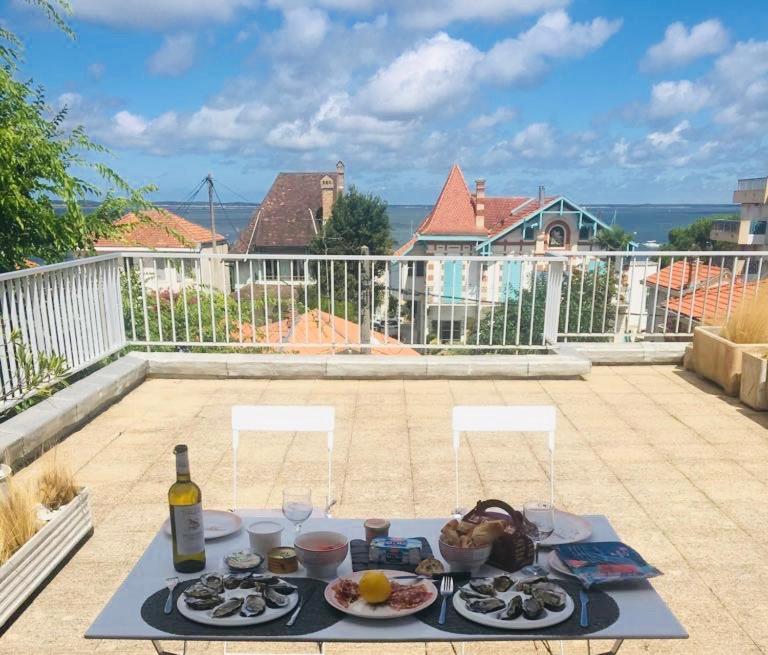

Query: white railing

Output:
[737, 177, 768, 192]
[2, 250, 768, 406]
[0, 256, 125, 410]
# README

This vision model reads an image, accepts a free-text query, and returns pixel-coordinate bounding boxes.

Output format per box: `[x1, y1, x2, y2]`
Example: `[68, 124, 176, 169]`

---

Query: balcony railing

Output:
[2, 251, 768, 409]
[737, 177, 768, 192]
[712, 219, 740, 233]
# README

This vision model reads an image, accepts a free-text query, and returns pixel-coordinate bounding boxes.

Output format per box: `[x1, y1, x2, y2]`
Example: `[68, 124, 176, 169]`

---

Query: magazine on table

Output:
[553, 541, 662, 587]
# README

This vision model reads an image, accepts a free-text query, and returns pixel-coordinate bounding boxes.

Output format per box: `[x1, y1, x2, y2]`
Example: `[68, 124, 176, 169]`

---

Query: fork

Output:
[438, 575, 453, 625]
[164, 576, 179, 615]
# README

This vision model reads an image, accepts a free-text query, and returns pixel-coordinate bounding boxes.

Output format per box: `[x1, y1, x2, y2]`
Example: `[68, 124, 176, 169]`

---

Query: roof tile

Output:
[94, 210, 224, 249]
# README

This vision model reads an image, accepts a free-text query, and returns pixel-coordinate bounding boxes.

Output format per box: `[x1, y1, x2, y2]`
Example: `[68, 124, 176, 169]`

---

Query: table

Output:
[86, 513, 687, 654]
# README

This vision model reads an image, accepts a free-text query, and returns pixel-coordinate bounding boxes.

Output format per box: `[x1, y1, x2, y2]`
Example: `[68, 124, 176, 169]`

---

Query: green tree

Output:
[594, 225, 634, 250]
[309, 186, 393, 255]
[663, 215, 736, 251]
[0, 0, 153, 272]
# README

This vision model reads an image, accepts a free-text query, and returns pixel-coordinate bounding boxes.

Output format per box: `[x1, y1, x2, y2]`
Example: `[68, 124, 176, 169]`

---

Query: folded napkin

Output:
[350, 537, 433, 573]
[553, 541, 662, 588]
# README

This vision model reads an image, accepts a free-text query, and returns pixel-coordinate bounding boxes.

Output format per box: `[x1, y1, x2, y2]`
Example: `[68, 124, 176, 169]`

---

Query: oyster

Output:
[493, 575, 513, 592]
[466, 597, 505, 614]
[184, 582, 219, 599]
[224, 573, 249, 590]
[499, 595, 523, 621]
[459, 585, 492, 600]
[268, 579, 298, 595]
[200, 573, 225, 594]
[468, 578, 496, 597]
[225, 550, 265, 572]
[532, 587, 567, 612]
[522, 597, 544, 620]
[264, 587, 290, 608]
[211, 597, 244, 618]
[247, 573, 277, 584]
[513, 576, 549, 594]
[240, 594, 266, 617]
[185, 595, 223, 610]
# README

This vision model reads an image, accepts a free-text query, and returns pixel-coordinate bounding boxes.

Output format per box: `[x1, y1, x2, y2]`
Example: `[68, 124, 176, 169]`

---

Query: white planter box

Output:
[740, 350, 768, 411]
[0, 488, 92, 629]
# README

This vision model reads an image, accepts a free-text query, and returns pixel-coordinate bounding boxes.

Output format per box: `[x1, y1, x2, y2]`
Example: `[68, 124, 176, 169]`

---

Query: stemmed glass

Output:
[523, 501, 555, 575]
[282, 487, 312, 542]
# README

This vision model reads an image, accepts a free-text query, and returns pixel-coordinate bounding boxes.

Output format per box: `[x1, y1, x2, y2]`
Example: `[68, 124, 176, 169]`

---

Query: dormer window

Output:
[524, 225, 536, 241]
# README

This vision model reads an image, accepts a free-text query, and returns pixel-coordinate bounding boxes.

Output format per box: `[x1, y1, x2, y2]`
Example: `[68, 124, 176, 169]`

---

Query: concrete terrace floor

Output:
[2, 366, 768, 655]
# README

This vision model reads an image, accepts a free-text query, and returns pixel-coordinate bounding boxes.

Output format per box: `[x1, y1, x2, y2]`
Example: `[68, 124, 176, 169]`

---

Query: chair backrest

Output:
[451, 405, 556, 513]
[230, 405, 335, 513]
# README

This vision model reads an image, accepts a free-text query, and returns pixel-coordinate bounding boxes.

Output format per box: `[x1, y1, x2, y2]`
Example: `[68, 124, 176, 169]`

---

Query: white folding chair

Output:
[452, 405, 556, 513]
[231, 405, 336, 516]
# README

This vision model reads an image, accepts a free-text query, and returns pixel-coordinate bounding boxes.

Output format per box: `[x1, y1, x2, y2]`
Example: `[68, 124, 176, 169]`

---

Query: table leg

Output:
[151, 639, 186, 655]
[595, 639, 624, 655]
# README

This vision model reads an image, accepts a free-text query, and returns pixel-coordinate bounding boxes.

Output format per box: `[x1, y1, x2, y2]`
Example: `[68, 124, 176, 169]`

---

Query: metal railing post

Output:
[543, 259, 565, 346]
[360, 246, 371, 353]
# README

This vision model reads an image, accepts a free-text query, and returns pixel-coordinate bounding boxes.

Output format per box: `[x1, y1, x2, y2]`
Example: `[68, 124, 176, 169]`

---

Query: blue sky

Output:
[4, 0, 768, 204]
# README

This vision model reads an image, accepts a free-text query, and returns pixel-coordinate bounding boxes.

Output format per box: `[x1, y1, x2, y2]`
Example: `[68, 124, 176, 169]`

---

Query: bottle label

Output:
[173, 503, 204, 555]
[176, 450, 190, 476]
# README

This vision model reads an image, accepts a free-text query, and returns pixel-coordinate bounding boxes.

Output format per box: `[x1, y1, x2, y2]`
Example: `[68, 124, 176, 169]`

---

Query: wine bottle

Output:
[168, 444, 206, 572]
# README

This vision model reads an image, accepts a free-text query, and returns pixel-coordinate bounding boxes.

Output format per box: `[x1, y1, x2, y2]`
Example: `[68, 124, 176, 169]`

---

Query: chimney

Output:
[538, 185, 545, 205]
[475, 178, 486, 230]
[335, 160, 345, 198]
[321, 175, 334, 224]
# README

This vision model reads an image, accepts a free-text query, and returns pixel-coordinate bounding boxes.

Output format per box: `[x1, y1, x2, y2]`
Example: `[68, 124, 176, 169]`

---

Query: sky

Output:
[3, 0, 768, 204]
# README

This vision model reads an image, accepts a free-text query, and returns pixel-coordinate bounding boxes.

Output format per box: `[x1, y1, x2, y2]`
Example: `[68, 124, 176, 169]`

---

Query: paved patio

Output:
[2, 365, 767, 655]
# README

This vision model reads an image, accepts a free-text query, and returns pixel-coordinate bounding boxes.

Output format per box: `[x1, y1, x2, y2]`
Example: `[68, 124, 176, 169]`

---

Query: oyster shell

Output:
[468, 578, 496, 596]
[264, 587, 290, 608]
[240, 594, 266, 617]
[225, 550, 265, 572]
[513, 576, 549, 594]
[211, 597, 243, 618]
[466, 597, 505, 614]
[184, 582, 219, 599]
[499, 595, 523, 620]
[223, 573, 249, 590]
[493, 575, 513, 592]
[268, 579, 298, 595]
[184, 595, 223, 610]
[459, 585, 492, 600]
[522, 597, 544, 620]
[200, 573, 224, 594]
[532, 587, 567, 612]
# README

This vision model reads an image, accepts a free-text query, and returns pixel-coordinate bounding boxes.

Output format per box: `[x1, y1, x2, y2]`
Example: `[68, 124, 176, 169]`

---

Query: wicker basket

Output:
[462, 499, 535, 573]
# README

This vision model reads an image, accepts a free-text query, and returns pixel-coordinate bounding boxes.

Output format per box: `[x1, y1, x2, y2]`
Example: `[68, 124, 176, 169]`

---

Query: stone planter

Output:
[0, 487, 92, 629]
[0, 464, 10, 501]
[689, 326, 767, 396]
[740, 350, 768, 411]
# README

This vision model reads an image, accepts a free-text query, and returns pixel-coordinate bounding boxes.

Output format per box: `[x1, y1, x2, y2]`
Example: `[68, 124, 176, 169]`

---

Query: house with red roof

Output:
[396, 164, 614, 342]
[94, 209, 229, 292]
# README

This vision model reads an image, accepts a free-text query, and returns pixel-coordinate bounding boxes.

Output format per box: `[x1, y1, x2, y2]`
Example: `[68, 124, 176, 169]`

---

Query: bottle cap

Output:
[174, 444, 188, 454]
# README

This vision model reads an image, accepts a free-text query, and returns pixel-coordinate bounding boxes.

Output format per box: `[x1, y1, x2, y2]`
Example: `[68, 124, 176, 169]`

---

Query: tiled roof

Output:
[644, 260, 725, 291]
[241, 309, 419, 356]
[394, 236, 417, 257]
[665, 278, 768, 321]
[417, 165, 487, 236]
[94, 210, 224, 249]
[414, 165, 556, 240]
[232, 172, 338, 252]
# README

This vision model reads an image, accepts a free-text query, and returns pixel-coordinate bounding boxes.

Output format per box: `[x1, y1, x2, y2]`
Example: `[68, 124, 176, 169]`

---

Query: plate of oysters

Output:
[452, 575, 574, 630]
[178, 572, 299, 627]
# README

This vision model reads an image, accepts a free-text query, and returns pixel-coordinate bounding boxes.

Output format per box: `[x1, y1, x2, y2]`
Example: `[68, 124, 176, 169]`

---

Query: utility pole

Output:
[205, 173, 216, 253]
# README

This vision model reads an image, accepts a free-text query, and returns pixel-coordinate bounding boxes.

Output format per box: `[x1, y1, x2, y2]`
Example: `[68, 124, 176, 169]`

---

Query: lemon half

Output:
[358, 570, 392, 604]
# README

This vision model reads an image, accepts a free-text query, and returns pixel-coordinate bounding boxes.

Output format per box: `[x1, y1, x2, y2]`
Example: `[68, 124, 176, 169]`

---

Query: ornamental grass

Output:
[721, 289, 768, 344]
[0, 478, 39, 565]
[37, 455, 78, 511]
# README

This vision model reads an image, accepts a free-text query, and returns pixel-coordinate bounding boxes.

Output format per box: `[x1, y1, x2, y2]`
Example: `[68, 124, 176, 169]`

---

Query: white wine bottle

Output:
[168, 444, 206, 572]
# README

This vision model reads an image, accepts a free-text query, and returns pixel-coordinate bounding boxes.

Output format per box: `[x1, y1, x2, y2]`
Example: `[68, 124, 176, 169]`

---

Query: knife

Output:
[286, 588, 315, 626]
[579, 588, 590, 628]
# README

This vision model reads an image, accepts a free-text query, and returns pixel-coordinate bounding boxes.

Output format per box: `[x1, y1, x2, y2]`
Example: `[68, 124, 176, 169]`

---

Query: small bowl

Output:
[438, 539, 492, 573]
[294, 530, 349, 579]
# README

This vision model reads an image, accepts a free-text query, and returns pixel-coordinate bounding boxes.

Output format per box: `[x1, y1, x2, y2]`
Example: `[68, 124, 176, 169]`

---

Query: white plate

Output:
[324, 570, 438, 620]
[177, 585, 298, 627]
[539, 510, 592, 546]
[163, 510, 243, 541]
[548, 551, 578, 578]
[452, 582, 574, 630]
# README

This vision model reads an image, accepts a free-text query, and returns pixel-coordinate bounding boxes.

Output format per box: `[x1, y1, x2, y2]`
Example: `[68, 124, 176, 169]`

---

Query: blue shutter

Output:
[442, 261, 462, 304]
[502, 261, 522, 297]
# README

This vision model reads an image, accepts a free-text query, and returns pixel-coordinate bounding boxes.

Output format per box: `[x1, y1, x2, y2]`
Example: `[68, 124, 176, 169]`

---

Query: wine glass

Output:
[523, 501, 555, 575]
[282, 487, 312, 541]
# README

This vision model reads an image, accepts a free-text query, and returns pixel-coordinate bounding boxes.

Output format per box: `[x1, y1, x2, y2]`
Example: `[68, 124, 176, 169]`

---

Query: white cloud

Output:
[483, 10, 622, 85]
[70, 0, 255, 29]
[87, 62, 105, 80]
[398, 0, 568, 29]
[57, 92, 83, 111]
[148, 34, 197, 77]
[468, 106, 517, 130]
[359, 33, 482, 117]
[649, 80, 712, 117]
[647, 120, 690, 149]
[713, 39, 768, 91]
[512, 122, 556, 159]
[642, 19, 729, 72]
[269, 7, 330, 55]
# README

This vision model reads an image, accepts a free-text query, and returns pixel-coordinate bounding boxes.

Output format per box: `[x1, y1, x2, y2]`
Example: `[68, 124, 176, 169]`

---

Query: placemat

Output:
[141, 578, 343, 638]
[350, 537, 433, 573]
[416, 578, 619, 637]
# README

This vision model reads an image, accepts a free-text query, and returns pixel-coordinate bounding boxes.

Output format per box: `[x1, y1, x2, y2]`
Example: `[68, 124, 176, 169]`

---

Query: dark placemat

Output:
[350, 537, 433, 573]
[141, 578, 343, 638]
[416, 578, 619, 637]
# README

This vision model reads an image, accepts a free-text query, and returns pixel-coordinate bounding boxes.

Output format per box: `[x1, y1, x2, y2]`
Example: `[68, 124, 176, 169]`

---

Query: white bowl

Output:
[438, 539, 492, 573]
[294, 530, 349, 579]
